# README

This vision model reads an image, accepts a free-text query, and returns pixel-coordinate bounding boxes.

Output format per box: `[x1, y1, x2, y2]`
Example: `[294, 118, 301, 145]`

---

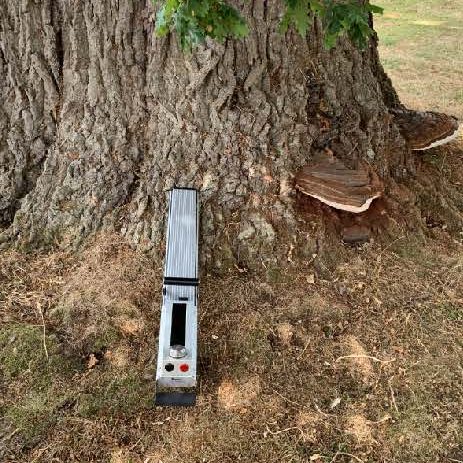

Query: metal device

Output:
[155, 188, 199, 407]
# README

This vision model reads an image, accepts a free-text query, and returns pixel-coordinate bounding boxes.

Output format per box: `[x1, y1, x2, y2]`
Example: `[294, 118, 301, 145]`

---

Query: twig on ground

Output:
[389, 377, 399, 413]
[314, 403, 336, 418]
[128, 437, 142, 451]
[273, 389, 305, 409]
[36, 302, 49, 361]
[30, 444, 51, 463]
[367, 414, 392, 425]
[264, 425, 304, 438]
[1, 428, 20, 443]
[330, 451, 365, 463]
[376, 235, 406, 264]
[296, 340, 311, 360]
[373, 235, 406, 280]
[335, 354, 396, 364]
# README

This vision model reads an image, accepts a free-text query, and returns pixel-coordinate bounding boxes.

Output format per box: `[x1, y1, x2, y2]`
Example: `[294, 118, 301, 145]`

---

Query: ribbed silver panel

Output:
[164, 189, 198, 280]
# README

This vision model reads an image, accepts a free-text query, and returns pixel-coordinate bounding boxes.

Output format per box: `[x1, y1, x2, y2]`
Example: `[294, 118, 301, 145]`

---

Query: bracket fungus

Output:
[295, 156, 384, 214]
[392, 108, 460, 151]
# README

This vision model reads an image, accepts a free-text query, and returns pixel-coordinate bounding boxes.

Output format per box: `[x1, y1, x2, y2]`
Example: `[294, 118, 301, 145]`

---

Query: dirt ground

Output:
[1, 1, 463, 462]
[1, 197, 462, 462]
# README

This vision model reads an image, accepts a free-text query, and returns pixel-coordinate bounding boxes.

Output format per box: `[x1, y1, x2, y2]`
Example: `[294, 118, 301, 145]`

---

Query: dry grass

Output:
[0, 249, 75, 325]
[48, 236, 159, 356]
[1, 218, 462, 462]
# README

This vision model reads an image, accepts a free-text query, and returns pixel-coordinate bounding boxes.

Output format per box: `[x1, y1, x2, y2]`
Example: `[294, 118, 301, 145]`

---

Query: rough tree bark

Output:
[0, 0, 455, 268]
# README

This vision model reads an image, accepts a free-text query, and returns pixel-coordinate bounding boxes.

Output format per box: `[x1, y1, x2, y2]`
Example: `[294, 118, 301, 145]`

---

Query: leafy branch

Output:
[153, 0, 383, 51]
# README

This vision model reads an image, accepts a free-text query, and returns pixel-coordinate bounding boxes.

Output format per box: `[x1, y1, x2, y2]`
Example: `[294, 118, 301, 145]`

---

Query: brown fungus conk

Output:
[392, 108, 460, 151]
[295, 156, 384, 214]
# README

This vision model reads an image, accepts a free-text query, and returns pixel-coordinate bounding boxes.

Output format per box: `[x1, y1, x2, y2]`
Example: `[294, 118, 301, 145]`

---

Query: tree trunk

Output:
[0, 1, 446, 268]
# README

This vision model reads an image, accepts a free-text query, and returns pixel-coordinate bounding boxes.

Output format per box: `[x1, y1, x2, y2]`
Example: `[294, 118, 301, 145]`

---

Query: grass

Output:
[376, 0, 463, 118]
[1, 229, 462, 462]
[0, 324, 82, 446]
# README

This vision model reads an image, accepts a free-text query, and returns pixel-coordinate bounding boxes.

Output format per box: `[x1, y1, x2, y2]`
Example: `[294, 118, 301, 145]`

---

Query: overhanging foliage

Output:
[153, 0, 383, 50]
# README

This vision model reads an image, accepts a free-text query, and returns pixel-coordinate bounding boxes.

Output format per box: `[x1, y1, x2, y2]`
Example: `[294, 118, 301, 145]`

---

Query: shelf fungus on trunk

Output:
[392, 108, 461, 151]
[295, 156, 384, 214]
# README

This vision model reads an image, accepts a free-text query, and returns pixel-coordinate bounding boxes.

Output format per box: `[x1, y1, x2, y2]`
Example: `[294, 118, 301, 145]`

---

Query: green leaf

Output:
[153, 0, 384, 51]
[324, 32, 337, 49]
[281, 0, 311, 36]
[154, 0, 180, 35]
[185, 0, 210, 17]
[367, 4, 384, 15]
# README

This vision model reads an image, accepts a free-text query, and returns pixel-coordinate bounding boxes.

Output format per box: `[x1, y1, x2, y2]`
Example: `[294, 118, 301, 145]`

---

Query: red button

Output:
[179, 363, 189, 372]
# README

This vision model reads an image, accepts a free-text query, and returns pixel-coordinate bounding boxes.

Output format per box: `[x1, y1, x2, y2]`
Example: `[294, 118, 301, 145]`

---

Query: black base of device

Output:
[155, 391, 197, 407]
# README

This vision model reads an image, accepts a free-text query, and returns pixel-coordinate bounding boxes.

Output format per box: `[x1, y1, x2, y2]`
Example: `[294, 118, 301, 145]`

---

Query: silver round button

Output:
[169, 345, 187, 358]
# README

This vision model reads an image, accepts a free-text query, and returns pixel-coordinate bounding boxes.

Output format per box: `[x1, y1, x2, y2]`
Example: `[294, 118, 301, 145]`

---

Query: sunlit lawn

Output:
[376, 0, 463, 118]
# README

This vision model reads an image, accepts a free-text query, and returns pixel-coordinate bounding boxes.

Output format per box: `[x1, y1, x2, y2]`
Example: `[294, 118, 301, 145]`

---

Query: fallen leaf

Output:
[87, 353, 98, 369]
[330, 397, 341, 409]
